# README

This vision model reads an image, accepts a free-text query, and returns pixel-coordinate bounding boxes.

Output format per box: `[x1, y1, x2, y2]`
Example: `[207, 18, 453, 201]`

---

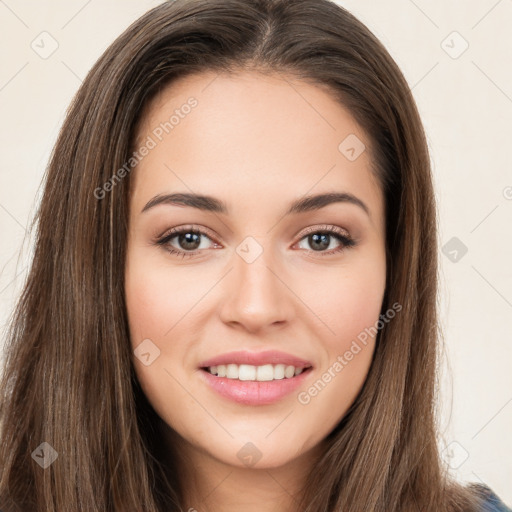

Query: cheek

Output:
[302, 257, 386, 352]
[293, 260, 385, 415]
[125, 254, 204, 434]
[124, 250, 205, 342]
[124, 249, 217, 421]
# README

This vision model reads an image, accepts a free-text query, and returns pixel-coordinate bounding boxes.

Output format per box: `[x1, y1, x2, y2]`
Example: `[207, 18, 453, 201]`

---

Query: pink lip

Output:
[198, 366, 313, 405]
[198, 350, 313, 369]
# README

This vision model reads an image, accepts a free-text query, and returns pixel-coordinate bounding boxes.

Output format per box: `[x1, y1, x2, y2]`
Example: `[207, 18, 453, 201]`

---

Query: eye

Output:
[295, 225, 356, 256]
[155, 225, 218, 259]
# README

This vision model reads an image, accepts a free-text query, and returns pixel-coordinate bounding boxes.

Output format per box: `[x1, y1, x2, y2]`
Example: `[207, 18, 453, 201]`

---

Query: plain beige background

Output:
[0, 0, 511, 502]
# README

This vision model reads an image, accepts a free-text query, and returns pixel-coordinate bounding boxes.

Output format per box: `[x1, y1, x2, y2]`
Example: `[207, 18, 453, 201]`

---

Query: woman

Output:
[0, 0, 509, 510]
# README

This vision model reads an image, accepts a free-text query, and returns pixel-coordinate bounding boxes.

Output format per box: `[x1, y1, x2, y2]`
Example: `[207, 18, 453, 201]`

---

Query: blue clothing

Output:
[474, 484, 512, 512]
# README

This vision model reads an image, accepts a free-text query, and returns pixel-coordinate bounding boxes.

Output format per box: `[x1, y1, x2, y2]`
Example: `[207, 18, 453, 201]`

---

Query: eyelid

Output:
[156, 223, 218, 241]
[297, 224, 351, 239]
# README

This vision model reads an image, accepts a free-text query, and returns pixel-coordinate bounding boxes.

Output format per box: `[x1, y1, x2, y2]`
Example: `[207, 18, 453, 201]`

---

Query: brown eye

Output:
[296, 225, 356, 256]
[156, 226, 217, 258]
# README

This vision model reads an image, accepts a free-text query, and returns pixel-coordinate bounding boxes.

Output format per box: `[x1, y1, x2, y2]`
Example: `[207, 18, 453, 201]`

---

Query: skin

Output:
[124, 70, 387, 512]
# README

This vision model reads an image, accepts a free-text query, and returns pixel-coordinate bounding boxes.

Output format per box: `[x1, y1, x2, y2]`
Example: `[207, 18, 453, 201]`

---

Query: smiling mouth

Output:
[201, 363, 313, 382]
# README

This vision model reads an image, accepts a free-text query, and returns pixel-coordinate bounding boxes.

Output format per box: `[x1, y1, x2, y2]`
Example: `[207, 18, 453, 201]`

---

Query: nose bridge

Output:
[218, 236, 293, 331]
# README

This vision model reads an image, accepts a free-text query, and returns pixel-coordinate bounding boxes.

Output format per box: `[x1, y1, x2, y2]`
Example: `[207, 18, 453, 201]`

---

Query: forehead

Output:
[130, 70, 384, 230]
[137, 69, 367, 153]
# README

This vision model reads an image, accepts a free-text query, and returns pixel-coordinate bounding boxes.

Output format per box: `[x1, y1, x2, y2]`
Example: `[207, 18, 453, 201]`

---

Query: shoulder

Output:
[469, 483, 512, 512]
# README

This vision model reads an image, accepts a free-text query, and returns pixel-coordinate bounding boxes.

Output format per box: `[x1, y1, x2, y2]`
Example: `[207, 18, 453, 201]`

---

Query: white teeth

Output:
[205, 363, 309, 381]
[256, 364, 274, 381]
[239, 364, 256, 381]
[284, 365, 295, 378]
[226, 364, 239, 379]
[274, 364, 285, 379]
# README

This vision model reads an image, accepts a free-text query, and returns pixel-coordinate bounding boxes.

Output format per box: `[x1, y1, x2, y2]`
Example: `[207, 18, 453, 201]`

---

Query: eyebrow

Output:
[141, 191, 370, 217]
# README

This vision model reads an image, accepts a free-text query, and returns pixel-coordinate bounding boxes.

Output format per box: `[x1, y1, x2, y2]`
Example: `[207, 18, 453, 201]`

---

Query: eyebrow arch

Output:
[140, 191, 370, 217]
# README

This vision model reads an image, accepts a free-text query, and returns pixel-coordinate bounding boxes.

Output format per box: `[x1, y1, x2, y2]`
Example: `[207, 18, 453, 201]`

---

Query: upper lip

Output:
[199, 350, 313, 369]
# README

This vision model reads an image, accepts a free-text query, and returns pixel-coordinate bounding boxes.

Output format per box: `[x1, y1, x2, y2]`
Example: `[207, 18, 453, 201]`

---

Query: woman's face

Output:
[125, 70, 387, 470]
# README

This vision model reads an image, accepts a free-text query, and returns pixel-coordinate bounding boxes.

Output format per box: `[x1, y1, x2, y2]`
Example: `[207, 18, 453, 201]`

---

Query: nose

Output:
[218, 242, 295, 334]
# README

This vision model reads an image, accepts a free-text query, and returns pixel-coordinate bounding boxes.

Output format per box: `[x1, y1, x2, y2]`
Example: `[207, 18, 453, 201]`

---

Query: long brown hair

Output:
[0, 0, 491, 510]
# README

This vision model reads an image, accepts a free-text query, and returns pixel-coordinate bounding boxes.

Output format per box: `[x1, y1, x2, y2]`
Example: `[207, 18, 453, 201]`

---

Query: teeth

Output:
[239, 364, 256, 381]
[206, 363, 308, 381]
[274, 364, 285, 379]
[256, 364, 273, 381]
[226, 364, 239, 379]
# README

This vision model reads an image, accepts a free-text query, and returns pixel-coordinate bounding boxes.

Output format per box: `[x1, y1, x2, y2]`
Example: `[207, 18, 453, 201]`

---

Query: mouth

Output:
[197, 351, 314, 405]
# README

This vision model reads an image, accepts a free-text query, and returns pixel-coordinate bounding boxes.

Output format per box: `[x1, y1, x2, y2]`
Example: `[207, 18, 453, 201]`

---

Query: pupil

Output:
[179, 232, 200, 250]
[310, 233, 329, 251]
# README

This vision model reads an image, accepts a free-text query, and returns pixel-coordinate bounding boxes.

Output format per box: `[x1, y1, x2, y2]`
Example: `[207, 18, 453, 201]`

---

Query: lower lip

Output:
[198, 367, 312, 405]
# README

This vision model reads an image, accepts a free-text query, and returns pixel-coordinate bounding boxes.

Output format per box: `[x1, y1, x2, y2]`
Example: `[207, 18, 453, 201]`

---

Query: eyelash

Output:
[154, 224, 357, 259]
